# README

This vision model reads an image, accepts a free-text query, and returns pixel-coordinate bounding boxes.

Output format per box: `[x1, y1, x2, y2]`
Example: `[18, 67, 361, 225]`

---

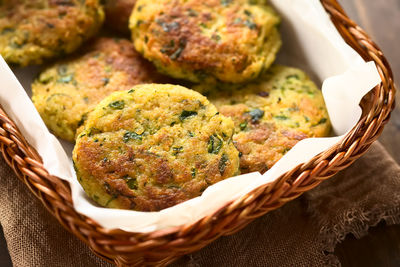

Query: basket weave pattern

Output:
[0, 0, 396, 266]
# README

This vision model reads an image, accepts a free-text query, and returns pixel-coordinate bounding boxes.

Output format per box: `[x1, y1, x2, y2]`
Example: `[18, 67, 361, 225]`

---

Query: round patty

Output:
[0, 0, 104, 66]
[72, 84, 240, 211]
[194, 65, 331, 174]
[104, 0, 136, 34]
[32, 37, 167, 142]
[130, 0, 281, 83]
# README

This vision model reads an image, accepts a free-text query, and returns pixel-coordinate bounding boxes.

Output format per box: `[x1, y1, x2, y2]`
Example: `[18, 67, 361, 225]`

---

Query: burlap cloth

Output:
[1, 141, 400, 266]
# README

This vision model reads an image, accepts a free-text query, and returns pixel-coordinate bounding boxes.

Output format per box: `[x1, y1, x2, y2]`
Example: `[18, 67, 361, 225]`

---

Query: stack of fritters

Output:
[0, 0, 331, 211]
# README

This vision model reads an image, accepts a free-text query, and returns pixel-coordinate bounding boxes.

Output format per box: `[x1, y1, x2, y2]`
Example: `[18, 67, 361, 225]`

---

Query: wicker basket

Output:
[0, 0, 396, 266]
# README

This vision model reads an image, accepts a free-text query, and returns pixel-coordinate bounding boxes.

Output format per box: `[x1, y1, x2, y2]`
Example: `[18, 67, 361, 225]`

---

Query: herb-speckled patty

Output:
[194, 65, 331, 173]
[0, 0, 104, 66]
[130, 0, 281, 83]
[104, 0, 136, 34]
[32, 37, 167, 142]
[72, 84, 240, 211]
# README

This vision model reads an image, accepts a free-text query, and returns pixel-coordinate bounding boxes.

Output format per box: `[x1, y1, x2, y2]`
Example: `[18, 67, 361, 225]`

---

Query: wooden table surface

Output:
[1, 0, 399, 266]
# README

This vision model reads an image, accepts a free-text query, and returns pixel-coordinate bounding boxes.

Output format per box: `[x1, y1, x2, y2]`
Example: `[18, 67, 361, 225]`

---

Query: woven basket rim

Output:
[0, 0, 396, 265]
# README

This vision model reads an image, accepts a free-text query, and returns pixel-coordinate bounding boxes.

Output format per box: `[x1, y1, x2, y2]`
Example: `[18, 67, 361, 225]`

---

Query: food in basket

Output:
[194, 65, 331, 173]
[130, 0, 281, 83]
[31, 37, 168, 142]
[104, 0, 136, 34]
[0, 0, 104, 66]
[21, 0, 329, 211]
[72, 84, 240, 211]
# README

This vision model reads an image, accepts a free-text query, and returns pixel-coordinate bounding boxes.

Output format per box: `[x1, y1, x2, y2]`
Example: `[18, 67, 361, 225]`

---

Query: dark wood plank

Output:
[0, 226, 12, 267]
[336, 222, 400, 267]
[335, 1, 400, 266]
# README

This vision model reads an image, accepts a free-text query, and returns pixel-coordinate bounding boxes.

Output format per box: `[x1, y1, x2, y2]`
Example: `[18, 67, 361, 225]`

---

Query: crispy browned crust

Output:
[80, 37, 168, 87]
[233, 122, 308, 173]
[0, 0, 104, 66]
[76, 144, 215, 211]
[73, 85, 240, 211]
[104, 0, 136, 34]
[145, 5, 249, 73]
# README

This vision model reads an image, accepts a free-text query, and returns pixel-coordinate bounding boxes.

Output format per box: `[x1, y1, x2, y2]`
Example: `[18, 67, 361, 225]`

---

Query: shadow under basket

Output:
[0, 0, 396, 266]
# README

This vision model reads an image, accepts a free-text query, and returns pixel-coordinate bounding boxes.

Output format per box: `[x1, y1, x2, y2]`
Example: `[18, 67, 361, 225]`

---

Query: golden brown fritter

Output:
[0, 0, 104, 66]
[194, 65, 331, 173]
[73, 84, 240, 211]
[104, 0, 136, 34]
[32, 37, 167, 142]
[130, 0, 281, 83]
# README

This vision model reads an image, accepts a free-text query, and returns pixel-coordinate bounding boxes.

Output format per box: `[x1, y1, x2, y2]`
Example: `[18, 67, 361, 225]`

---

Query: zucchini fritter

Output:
[194, 65, 331, 173]
[130, 0, 281, 83]
[73, 84, 240, 211]
[0, 0, 104, 66]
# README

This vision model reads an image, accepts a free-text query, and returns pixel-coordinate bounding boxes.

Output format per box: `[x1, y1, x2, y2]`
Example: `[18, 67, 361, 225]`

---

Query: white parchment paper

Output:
[0, 0, 381, 233]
